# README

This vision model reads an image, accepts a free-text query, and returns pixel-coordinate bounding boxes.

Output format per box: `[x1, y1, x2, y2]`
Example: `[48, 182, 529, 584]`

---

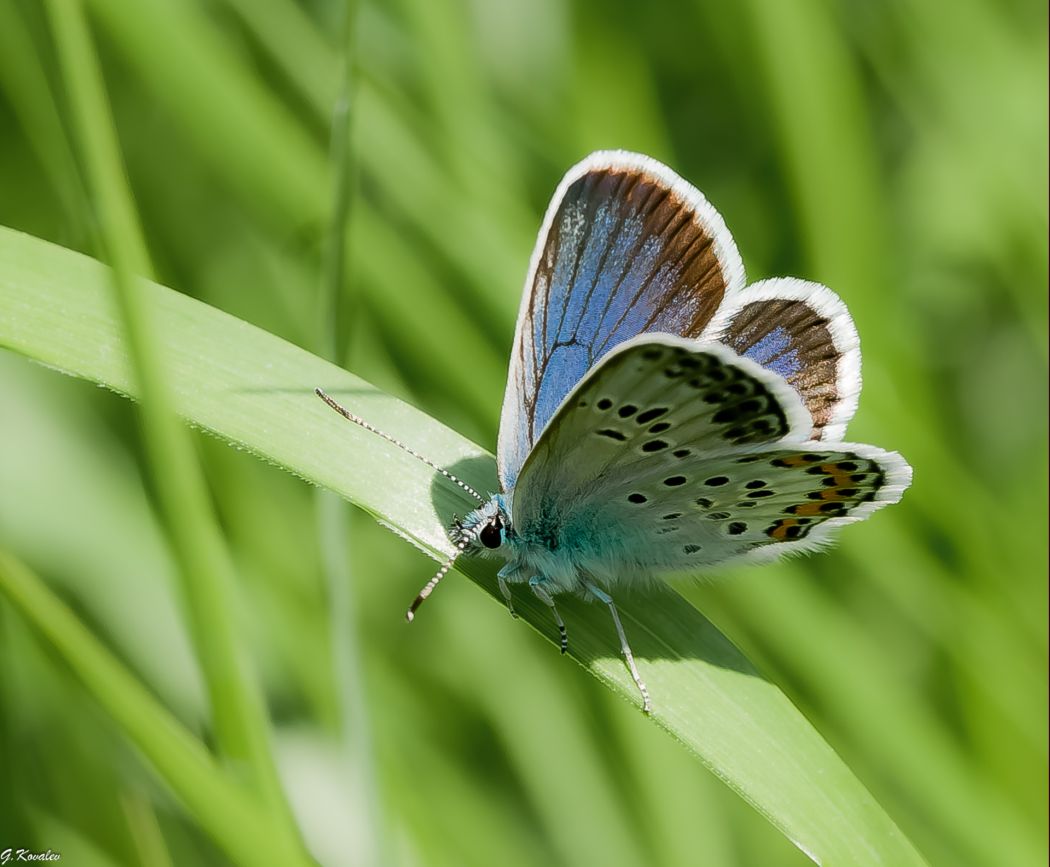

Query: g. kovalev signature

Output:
[0, 850, 60, 864]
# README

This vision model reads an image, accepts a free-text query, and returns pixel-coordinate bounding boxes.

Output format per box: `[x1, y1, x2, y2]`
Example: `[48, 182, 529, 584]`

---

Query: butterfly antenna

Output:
[315, 388, 485, 503]
[406, 531, 475, 622]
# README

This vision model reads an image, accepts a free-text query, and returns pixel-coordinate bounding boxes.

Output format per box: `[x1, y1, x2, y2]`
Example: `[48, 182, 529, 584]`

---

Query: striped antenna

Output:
[406, 529, 476, 622]
[315, 388, 486, 503]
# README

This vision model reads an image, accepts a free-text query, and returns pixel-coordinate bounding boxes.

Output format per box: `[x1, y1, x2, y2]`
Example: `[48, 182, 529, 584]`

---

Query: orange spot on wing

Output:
[771, 519, 797, 540]
[792, 503, 825, 516]
[819, 464, 858, 488]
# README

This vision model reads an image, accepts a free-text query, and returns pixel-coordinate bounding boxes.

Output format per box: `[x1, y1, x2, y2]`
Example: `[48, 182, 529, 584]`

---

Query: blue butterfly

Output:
[319, 151, 912, 713]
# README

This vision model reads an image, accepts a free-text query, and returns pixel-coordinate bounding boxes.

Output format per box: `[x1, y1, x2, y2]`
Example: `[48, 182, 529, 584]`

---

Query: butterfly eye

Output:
[479, 518, 503, 549]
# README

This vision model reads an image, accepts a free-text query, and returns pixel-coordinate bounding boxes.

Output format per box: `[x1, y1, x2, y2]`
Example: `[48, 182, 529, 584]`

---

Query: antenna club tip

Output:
[405, 610, 415, 623]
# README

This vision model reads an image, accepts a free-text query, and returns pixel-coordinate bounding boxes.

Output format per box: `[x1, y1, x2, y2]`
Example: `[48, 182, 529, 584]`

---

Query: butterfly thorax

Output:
[454, 492, 638, 596]
[451, 494, 572, 594]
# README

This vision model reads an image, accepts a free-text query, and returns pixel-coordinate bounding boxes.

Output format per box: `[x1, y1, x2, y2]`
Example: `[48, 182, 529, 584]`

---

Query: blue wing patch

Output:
[498, 153, 744, 490]
[743, 326, 804, 380]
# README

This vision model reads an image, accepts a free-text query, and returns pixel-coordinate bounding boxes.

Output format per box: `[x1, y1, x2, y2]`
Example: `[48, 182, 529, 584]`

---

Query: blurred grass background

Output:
[0, 0, 1046, 865]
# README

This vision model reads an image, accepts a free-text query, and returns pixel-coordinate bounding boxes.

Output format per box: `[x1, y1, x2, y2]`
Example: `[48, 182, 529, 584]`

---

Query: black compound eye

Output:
[479, 520, 503, 549]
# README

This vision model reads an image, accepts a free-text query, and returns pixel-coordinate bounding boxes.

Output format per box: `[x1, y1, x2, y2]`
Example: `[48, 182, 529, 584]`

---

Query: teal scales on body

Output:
[318, 151, 912, 713]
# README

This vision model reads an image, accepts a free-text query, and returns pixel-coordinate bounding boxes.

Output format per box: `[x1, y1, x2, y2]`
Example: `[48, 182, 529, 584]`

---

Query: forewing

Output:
[498, 151, 745, 490]
[702, 278, 861, 441]
[511, 335, 910, 580]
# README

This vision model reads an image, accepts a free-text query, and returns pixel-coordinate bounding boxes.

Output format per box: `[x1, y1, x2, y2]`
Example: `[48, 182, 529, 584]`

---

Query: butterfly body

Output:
[319, 150, 911, 712]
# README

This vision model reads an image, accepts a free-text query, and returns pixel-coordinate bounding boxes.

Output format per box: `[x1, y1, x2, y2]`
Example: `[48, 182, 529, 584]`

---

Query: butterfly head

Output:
[404, 495, 513, 622]
[451, 494, 513, 556]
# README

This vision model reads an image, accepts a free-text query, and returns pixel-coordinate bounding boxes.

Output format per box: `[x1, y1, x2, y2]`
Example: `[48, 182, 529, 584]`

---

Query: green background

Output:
[0, 1, 1046, 865]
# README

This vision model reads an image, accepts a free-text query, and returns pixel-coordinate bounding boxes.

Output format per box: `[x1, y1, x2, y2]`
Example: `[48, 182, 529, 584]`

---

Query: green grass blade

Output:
[43, 0, 301, 846]
[312, 3, 385, 862]
[0, 551, 312, 867]
[0, 225, 928, 866]
[0, 3, 88, 247]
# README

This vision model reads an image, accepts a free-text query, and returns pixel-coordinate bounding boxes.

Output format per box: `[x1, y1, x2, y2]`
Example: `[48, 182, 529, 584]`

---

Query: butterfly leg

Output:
[529, 577, 569, 654]
[585, 583, 652, 714]
[497, 575, 518, 619]
[498, 562, 528, 618]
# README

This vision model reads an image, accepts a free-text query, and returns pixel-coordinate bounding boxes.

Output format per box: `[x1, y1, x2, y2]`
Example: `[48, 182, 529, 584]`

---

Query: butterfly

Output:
[317, 151, 912, 713]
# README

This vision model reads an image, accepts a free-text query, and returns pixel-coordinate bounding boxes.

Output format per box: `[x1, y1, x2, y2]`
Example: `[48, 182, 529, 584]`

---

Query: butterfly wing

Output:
[702, 278, 861, 441]
[510, 336, 910, 581]
[572, 440, 910, 579]
[498, 151, 745, 491]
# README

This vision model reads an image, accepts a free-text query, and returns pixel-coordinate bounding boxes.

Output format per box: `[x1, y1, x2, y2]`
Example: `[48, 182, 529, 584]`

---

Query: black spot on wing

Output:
[636, 407, 668, 424]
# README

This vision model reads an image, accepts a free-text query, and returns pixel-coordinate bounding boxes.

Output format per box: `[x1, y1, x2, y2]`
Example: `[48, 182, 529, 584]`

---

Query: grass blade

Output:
[0, 225, 928, 866]
[43, 0, 301, 848]
[0, 551, 312, 867]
